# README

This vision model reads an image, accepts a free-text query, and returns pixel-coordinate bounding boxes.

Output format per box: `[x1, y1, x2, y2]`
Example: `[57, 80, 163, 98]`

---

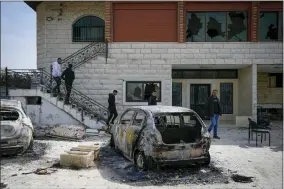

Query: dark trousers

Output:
[65, 82, 72, 103]
[107, 108, 118, 125]
[53, 77, 61, 94]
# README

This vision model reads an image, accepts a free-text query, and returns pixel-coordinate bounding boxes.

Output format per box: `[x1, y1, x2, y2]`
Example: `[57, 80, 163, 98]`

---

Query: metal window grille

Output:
[72, 16, 105, 42]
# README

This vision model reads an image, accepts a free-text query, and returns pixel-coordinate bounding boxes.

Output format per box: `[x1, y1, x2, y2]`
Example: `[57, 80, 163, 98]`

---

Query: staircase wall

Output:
[9, 95, 80, 127]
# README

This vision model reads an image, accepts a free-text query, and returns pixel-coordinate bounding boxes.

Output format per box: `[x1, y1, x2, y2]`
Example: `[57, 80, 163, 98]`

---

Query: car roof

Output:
[130, 105, 194, 114]
[0, 99, 21, 108]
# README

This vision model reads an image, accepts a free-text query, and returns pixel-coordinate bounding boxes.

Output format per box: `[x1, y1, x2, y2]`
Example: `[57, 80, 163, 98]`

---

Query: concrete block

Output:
[132, 44, 144, 48]
[128, 54, 143, 59]
[60, 150, 95, 168]
[49, 124, 85, 139]
[144, 54, 161, 59]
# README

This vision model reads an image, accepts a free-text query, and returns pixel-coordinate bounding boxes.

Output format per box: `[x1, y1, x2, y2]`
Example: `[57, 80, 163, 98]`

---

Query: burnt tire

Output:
[203, 153, 211, 166]
[110, 135, 115, 148]
[26, 137, 34, 153]
[134, 151, 154, 170]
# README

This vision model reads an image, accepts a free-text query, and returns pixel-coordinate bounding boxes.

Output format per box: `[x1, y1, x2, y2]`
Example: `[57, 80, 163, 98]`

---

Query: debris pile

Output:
[60, 144, 100, 168]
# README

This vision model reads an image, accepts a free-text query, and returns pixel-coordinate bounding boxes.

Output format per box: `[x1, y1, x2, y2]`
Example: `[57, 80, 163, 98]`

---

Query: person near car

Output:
[206, 89, 222, 139]
[61, 64, 75, 104]
[51, 58, 62, 95]
[107, 90, 118, 125]
[148, 92, 157, 105]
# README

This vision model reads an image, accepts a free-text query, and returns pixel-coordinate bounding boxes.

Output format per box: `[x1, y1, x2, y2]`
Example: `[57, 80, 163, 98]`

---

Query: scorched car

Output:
[1, 99, 34, 156]
[110, 105, 211, 170]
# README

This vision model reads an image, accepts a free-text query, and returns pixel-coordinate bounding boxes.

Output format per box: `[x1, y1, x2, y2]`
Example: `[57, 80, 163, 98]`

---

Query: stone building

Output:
[25, 1, 283, 125]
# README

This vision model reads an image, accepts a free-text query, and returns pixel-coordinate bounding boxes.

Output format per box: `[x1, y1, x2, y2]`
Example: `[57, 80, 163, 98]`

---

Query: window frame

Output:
[185, 11, 249, 42]
[172, 69, 238, 79]
[184, 2, 251, 42]
[72, 15, 105, 43]
[258, 11, 283, 42]
[119, 109, 136, 125]
[125, 81, 162, 103]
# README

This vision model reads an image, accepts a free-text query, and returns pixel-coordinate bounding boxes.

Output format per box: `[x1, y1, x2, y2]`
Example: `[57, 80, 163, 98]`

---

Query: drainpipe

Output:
[5, 67, 8, 96]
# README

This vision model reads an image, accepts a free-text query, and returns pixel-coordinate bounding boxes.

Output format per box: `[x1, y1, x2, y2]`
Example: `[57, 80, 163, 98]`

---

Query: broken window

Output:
[259, 11, 283, 41]
[120, 110, 135, 125]
[186, 11, 248, 42]
[133, 111, 146, 127]
[125, 81, 161, 103]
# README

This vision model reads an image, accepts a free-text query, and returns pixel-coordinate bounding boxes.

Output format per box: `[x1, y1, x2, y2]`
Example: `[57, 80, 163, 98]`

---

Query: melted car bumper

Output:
[0, 145, 24, 156]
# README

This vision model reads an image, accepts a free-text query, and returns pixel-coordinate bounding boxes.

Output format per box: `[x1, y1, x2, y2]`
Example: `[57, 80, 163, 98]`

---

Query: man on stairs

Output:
[51, 58, 62, 96]
[107, 90, 118, 126]
[61, 64, 75, 104]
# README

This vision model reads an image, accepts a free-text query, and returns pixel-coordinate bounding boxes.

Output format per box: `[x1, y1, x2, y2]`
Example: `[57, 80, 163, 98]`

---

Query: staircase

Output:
[3, 41, 110, 130]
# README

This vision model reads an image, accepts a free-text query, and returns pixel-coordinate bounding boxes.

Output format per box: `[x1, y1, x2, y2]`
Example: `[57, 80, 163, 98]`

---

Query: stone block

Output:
[128, 54, 143, 59]
[60, 150, 95, 168]
[49, 125, 85, 139]
[132, 44, 145, 48]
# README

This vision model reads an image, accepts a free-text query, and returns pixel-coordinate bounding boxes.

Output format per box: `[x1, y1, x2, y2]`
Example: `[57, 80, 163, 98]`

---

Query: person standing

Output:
[148, 92, 157, 105]
[51, 58, 62, 95]
[206, 89, 222, 139]
[107, 90, 118, 125]
[61, 64, 75, 104]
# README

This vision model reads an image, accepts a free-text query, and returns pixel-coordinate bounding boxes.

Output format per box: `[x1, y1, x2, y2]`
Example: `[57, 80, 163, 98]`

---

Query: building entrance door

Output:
[190, 84, 211, 120]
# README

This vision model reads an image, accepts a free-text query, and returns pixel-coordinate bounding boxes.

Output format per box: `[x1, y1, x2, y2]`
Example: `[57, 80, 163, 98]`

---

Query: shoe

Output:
[213, 136, 220, 139]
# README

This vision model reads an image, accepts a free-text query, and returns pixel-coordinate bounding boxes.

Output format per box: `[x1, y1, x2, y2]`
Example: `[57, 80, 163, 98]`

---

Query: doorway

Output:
[190, 84, 211, 120]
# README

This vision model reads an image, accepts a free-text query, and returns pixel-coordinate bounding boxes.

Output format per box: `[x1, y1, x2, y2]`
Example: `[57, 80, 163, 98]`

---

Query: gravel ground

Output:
[1, 123, 282, 189]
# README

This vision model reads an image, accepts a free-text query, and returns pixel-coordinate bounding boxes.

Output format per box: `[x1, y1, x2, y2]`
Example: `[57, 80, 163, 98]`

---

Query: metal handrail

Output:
[3, 69, 109, 123]
[60, 41, 107, 70]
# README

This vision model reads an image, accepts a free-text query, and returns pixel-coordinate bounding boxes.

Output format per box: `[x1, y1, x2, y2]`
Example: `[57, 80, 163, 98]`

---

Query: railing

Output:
[1, 68, 109, 123]
[60, 40, 107, 71]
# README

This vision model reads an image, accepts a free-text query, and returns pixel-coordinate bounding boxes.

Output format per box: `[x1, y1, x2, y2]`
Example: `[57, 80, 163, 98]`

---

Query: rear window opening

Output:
[154, 112, 203, 144]
[0, 109, 20, 121]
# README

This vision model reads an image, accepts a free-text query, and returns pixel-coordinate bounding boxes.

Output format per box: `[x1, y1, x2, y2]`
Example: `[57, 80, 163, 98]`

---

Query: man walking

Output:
[107, 90, 118, 125]
[61, 64, 75, 104]
[51, 58, 62, 96]
[206, 89, 222, 139]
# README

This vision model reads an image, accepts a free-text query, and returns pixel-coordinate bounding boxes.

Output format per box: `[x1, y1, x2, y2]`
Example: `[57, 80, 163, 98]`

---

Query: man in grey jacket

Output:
[206, 89, 222, 139]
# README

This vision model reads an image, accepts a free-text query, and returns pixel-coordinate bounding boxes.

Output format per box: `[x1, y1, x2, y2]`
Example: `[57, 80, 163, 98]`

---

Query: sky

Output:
[1, 2, 36, 69]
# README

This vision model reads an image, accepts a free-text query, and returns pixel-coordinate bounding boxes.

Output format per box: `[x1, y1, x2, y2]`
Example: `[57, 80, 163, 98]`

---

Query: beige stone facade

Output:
[35, 2, 283, 123]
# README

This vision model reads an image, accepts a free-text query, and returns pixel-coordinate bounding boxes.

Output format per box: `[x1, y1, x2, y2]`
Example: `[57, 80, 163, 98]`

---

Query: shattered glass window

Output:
[259, 11, 283, 41]
[206, 12, 226, 41]
[186, 13, 206, 42]
[186, 11, 248, 42]
[227, 12, 248, 41]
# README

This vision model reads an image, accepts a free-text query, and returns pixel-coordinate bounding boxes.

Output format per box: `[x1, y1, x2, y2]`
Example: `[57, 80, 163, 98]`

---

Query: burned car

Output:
[110, 105, 211, 169]
[1, 99, 34, 156]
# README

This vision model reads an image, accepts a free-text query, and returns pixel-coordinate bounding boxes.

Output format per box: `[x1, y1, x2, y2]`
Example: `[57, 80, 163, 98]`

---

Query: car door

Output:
[115, 109, 136, 154]
[125, 110, 147, 158]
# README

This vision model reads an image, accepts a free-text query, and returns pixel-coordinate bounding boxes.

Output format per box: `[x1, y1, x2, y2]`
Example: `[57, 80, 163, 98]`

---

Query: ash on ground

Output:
[97, 146, 230, 186]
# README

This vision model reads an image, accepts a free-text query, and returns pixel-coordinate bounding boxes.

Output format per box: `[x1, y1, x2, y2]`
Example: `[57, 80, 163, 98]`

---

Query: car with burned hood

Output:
[1, 99, 34, 156]
[110, 105, 211, 169]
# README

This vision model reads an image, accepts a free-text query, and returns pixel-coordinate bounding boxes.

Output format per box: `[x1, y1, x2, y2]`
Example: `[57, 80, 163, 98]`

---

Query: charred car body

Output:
[110, 106, 211, 169]
[1, 99, 34, 156]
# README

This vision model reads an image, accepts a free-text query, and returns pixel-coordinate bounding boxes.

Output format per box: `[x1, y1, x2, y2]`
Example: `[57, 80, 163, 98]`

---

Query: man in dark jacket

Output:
[107, 90, 118, 125]
[61, 64, 75, 104]
[206, 89, 222, 139]
[148, 92, 157, 105]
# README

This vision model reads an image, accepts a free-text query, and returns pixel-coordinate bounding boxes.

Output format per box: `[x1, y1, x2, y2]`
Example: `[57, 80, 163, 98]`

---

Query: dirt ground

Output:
[1, 123, 283, 189]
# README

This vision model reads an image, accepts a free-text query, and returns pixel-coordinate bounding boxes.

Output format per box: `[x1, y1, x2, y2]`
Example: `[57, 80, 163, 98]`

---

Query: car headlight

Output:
[1, 125, 16, 137]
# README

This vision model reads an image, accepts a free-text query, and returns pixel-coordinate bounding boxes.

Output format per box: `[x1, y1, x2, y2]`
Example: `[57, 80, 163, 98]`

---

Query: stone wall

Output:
[36, 2, 105, 69]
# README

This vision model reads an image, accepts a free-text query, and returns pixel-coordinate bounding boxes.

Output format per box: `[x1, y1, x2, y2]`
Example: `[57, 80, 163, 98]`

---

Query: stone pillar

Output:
[252, 64, 258, 119]
[251, 2, 259, 42]
[177, 1, 184, 43]
[104, 2, 112, 42]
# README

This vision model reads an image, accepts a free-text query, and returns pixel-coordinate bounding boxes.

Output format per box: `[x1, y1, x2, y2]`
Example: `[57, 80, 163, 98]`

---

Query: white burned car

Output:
[1, 99, 34, 155]
[110, 106, 211, 170]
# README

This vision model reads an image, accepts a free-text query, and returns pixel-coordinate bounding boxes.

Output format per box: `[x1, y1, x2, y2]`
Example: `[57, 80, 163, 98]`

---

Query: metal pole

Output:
[5, 67, 8, 96]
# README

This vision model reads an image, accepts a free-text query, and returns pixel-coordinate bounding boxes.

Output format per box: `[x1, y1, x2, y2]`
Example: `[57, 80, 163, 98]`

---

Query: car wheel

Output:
[27, 137, 34, 152]
[203, 152, 211, 166]
[134, 151, 154, 170]
[135, 151, 146, 170]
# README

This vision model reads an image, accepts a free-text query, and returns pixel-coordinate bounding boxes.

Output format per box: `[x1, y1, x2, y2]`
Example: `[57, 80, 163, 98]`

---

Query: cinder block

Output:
[60, 150, 95, 168]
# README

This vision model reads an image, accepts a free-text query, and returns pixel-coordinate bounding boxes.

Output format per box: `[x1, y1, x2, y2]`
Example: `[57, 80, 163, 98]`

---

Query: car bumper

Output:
[154, 156, 209, 166]
[0, 145, 24, 156]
